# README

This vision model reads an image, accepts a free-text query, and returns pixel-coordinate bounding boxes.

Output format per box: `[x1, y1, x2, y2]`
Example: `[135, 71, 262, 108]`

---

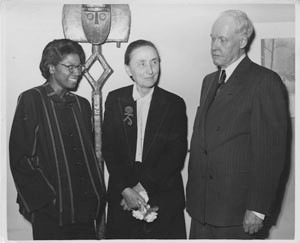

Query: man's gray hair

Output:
[220, 10, 254, 39]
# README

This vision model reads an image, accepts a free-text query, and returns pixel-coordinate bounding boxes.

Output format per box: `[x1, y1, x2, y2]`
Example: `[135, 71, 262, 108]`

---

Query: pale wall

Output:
[1, 0, 296, 241]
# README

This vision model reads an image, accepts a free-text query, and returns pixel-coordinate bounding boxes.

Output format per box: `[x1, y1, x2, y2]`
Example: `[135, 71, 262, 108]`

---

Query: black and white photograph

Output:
[0, 0, 298, 242]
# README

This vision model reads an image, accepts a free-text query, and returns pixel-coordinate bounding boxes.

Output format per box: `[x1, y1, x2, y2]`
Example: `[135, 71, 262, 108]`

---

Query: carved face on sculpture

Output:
[125, 45, 160, 96]
[81, 5, 111, 44]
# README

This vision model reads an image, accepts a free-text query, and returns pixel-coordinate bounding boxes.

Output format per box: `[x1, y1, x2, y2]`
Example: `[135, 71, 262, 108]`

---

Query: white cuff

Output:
[252, 211, 265, 220]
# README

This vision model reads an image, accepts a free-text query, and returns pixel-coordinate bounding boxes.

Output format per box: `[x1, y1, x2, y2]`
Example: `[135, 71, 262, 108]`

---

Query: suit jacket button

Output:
[216, 126, 221, 131]
[203, 150, 208, 155]
[209, 175, 213, 180]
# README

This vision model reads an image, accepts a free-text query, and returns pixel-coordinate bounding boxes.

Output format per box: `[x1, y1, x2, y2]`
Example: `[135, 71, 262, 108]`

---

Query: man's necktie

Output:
[207, 69, 226, 111]
[216, 69, 226, 96]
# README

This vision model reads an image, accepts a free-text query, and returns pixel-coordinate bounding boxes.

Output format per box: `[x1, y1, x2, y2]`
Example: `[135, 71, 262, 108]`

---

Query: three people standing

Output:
[9, 9, 289, 241]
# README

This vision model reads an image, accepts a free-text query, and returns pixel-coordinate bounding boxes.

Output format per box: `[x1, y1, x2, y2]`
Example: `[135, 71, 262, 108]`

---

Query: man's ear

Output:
[125, 65, 132, 77]
[48, 64, 55, 75]
[240, 35, 248, 49]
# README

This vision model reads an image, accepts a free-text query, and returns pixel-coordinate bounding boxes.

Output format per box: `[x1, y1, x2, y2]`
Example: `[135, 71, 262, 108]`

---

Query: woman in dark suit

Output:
[102, 39, 188, 239]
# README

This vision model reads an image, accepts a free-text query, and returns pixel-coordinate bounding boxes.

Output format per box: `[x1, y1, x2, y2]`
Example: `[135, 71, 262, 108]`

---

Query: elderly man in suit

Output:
[186, 10, 289, 239]
[102, 39, 187, 239]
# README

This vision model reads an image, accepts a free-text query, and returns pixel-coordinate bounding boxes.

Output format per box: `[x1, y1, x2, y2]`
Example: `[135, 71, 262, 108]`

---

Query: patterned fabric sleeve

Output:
[9, 91, 56, 213]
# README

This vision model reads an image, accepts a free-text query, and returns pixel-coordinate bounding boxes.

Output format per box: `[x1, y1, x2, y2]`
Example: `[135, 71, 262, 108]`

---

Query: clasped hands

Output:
[121, 183, 159, 222]
[121, 183, 147, 211]
[121, 188, 146, 211]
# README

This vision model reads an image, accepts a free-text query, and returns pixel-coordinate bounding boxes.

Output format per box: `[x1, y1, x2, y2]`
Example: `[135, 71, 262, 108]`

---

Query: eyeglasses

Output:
[58, 63, 85, 72]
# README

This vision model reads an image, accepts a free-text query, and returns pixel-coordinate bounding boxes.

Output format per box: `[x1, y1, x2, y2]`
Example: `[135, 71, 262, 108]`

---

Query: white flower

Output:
[131, 191, 159, 223]
[145, 211, 158, 222]
[132, 209, 145, 220]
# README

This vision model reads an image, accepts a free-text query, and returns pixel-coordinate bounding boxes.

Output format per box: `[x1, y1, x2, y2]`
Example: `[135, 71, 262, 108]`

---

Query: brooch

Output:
[123, 106, 133, 126]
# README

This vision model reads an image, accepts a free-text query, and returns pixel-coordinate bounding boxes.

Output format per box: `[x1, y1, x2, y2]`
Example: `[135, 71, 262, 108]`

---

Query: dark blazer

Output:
[9, 84, 106, 226]
[102, 85, 187, 239]
[186, 56, 289, 226]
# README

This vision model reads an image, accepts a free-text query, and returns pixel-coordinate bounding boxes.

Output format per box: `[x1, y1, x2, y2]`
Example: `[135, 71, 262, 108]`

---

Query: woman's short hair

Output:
[39, 39, 86, 79]
[124, 39, 160, 65]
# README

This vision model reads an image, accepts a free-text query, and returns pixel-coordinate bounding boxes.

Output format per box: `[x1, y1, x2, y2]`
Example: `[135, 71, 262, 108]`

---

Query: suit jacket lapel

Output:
[210, 56, 252, 108]
[205, 56, 253, 150]
[202, 70, 221, 111]
[143, 87, 169, 162]
[117, 86, 137, 163]
[198, 70, 220, 148]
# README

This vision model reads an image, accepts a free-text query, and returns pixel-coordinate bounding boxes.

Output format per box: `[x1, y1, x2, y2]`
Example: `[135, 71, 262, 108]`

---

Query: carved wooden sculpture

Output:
[62, 4, 131, 238]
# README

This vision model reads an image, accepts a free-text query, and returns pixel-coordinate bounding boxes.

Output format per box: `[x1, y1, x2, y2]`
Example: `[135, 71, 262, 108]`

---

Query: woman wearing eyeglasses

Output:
[9, 39, 106, 240]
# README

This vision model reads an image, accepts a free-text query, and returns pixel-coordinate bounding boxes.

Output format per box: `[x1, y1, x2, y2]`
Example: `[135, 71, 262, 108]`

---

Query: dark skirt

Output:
[106, 201, 186, 239]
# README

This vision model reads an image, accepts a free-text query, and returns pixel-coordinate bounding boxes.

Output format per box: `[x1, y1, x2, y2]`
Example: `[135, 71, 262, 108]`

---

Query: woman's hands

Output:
[120, 187, 147, 211]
